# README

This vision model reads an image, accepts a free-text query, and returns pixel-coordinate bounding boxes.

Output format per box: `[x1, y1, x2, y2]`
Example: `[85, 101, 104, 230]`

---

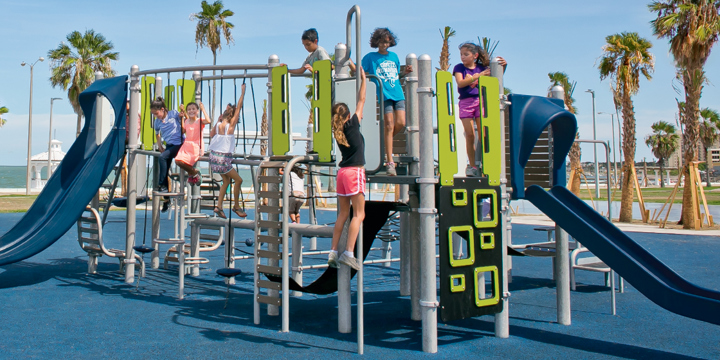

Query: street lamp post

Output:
[598, 112, 618, 189]
[22, 57, 45, 195]
[586, 89, 599, 197]
[48, 97, 62, 179]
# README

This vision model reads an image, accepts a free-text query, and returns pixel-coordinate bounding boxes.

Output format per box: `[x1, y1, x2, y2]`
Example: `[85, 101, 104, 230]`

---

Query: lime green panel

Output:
[473, 189, 498, 228]
[310, 60, 333, 162]
[271, 65, 291, 155]
[164, 86, 176, 111]
[176, 79, 196, 107]
[448, 225, 475, 267]
[474, 266, 500, 307]
[478, 77, 501, 185]
[450, 274, 466, 293]
[436, 71, 458, 186]
[452, 189, 467, 206]
[140, 76, 156, 150]
[480, 232, 495, 250]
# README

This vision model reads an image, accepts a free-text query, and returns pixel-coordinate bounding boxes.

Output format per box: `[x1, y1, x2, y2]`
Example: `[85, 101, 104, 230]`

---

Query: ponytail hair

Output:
[221, 104, 236, 121]
[331, 103, 350, 147]
[150, 96, 166, 111]
[458, 42, 489, 67]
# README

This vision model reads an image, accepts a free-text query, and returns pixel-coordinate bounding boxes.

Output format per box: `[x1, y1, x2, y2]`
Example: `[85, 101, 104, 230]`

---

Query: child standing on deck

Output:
[361, 28, 412, 176]
[175, 102, 211, 185]
[208, 84, 247, 219]
[283, 28, 331, 74]
[328, 68, 367, 271]
[151, 97, 183, 195]
[453, 42, 506, 177]
[280, 165, 306, 224]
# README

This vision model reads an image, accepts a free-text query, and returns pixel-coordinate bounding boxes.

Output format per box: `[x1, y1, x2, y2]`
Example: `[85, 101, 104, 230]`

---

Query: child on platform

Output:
[279, 165, 306, 224]
[208, 84, 247, 219]
[328, 68, 367, 271]
[453, 42, 506, 177]
[176, 102, 210, 185]
[284, 28, 331, 74]
[361, 27, 412, 176]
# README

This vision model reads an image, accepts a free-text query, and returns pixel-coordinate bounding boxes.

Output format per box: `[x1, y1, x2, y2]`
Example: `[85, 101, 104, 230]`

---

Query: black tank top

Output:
[338, 114, 365, 167]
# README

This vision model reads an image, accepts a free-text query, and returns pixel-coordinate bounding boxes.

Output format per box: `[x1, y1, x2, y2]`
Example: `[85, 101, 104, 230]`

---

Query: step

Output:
[258, 175, 283, 184]
[256, 264, 282, 276]
[258, 191, 282, 199]
[261, 161, 287, 169]
[153, 238, 185, 245]
[257, 220, 282, 230]
[256, 294, 282, 306]
[257, 250, 281, 260]
[257, 235, 282, 245]
[257, 279, 281, 291]
[257, 205, 282, 214]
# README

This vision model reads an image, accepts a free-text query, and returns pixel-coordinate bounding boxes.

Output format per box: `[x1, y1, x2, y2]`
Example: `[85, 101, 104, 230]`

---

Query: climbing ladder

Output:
[77, 206, 145, 275]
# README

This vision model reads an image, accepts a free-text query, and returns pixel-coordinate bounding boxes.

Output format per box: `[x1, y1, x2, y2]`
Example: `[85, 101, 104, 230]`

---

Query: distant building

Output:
[29, 139, 65, 189]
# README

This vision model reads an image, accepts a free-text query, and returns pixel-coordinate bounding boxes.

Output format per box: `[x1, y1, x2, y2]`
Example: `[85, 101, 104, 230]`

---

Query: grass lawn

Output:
[575, 186, 720, 205]
[0, 195, 38, 213]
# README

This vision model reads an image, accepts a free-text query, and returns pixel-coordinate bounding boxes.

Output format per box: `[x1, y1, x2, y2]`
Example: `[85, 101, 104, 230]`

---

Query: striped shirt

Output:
[153, 110, 183, 145]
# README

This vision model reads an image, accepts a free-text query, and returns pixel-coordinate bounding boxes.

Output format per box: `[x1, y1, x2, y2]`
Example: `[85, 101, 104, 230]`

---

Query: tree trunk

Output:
[706, 147, 712, 188]
[680, 66, 703, 228]
[76, 113, 82, 138]
[618, 89, 636, 223]
[569, 140, 582, 195]
[211, 50, 217, 123]
[659, 159, 665, 188]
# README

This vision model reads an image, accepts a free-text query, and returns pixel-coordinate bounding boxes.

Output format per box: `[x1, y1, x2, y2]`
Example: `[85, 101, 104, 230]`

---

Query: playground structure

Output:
[2, 4, 720, 355]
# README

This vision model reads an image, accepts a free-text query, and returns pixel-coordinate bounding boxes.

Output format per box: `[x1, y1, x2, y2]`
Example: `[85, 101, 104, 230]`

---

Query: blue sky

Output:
[0, 0, 719, 166]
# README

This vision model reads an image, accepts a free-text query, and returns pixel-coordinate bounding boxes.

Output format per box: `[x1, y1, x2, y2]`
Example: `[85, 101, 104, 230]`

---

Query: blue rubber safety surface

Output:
[0, 209, 719, 359]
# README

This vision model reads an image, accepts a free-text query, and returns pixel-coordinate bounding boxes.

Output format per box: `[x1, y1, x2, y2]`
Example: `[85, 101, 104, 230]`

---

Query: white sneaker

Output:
[465, 165, 480, 177]
[386, 162, 397, 176]
[338, 253, 360, 270]
[328, 252, 339, 268]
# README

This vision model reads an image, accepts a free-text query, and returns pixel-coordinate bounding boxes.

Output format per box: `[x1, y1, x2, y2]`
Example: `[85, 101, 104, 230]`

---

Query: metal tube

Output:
[25, 61, 36, 195]
[418, 54, 437, 353]
[135, 64, 269, 76]
[490, 58, 510, 338]
[125, 65, 140, 283]
[151, 192, 160, 269]
[406, 54, 421, 320]
[292, 230, 303, 297]
[401, 54, 418, 297]
[586, 90, 600, 197]
[48, 98, 61, 179]
[576, 139, 612, 221]
[199, 72, 270, 81]
[555, 224, 571, 325]
[338, 217, 351, 333]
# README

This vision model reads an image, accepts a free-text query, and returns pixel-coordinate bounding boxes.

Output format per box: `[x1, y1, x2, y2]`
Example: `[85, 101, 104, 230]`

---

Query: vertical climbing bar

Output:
[125, 65, 141, 284]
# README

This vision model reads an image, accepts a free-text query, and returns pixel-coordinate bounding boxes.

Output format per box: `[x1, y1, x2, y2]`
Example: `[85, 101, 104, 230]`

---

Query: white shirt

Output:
[290, 172, 305, 196]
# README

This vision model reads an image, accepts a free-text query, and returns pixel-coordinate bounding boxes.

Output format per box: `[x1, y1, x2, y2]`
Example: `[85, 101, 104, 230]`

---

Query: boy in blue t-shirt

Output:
[283, 28, 331, 74]
[361, 28, 412, 176]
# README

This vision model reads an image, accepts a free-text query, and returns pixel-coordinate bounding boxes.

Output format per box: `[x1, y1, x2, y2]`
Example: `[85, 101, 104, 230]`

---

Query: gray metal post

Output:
[599, 112, 618, 188]
[125, 65, 140, 283]
[491, 58, 510, 338]
[291, 230, 303, 297]
[191, 71, 203, 213]
[334, 43, 350, 79]
[95, 72, 105, 145]
[551, 86, 571, 325]
[48, 97, 62, 179]
[586, 89, 599, 197]
[402, 54, 418, 297]
[151, 191, 161, 269]
[22, 57, 43, 195]
[337, 217, 351, 333]
[417, 54, 438, 353]
[266, 55, 280, 317]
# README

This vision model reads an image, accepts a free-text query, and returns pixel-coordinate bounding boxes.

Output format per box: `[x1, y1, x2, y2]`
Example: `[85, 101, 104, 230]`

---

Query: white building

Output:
[29, 139, 65, 189]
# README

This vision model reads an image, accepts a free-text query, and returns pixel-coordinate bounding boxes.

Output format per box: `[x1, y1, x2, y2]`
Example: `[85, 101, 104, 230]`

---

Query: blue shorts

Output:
[383, 100, 406, 114]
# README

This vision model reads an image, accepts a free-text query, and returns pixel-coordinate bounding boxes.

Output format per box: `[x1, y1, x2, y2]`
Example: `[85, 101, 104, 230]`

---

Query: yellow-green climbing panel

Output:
[140, 76, 155, 150]
[311, 60, 332, 162]
[478, 76, 501, 185]
[271, 65, 290, 156]
[176, 79, 196, 108]
[436, 71, 458, 186]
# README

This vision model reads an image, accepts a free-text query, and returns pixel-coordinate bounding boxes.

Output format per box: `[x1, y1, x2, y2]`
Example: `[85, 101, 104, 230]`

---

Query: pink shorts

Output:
[336, 167, 366, 197]
[458, 97, 480, 119]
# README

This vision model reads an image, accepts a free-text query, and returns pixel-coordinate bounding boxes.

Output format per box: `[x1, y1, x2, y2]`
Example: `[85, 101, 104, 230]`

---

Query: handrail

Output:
[575, 139, 612, 221]
[136, 64, 269, 76]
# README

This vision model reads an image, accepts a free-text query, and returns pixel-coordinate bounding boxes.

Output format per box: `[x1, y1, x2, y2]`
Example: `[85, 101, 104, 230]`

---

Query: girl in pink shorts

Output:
[453, 42, 506, 177]
[327, 68, 367, 271]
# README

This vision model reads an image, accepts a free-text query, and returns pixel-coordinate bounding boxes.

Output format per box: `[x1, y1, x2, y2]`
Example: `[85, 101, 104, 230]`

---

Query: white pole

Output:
[23, 57, 44, 195]
[266, 55, 280, 317]
[48, 97, 62, 179]
[552, 88, 572, 326]
[402, 53, 419, 297]
[586, 89, 599, 197]
[125, 65, 140, 283]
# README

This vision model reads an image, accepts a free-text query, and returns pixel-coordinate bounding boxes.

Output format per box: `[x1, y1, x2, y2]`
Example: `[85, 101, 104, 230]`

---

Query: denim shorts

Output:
[383, 99, 406, 114]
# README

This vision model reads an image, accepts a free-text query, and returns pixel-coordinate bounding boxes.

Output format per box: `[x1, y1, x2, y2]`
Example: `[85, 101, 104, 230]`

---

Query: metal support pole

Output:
[402, 53, 418, 297]
[586, 89, 599, 197]
[125, 65, 140, 283]
[417, 54, 437, 353]
[191, 71, 202, 213]
[266, 55, 280, 317]
[23, 57, 43, 195]
[292, 230, 303, 297]
[48, 97, 61, 179]
[337, 217, 351, 333]
[491, 58, 510, 338]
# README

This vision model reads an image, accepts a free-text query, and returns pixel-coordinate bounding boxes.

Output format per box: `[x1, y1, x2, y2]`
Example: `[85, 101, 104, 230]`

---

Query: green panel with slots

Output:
[271, 65, 291, 155]
[480, 232, 495, 250]
[474, 266, 500, 307]
[176, 79, 196, 108]
[448, 225, 475, 267]
[473, 189, 498, 228]
[436, 71, 458, 186]
[450, 274, 466, 293]
[164, 86, 175, 110]
[452, 189, 467, 206]
[311, 60, 333, 162]
[140, 76, 155, 150]
[478, 76, 501, 185]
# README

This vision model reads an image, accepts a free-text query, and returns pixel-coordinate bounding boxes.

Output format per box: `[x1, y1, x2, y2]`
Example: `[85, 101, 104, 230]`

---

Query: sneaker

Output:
[161, 200, 170, 213]
[187, 176, 196, 185]
[338, 253, 360, 270]
[465, 165, 480, 177]
[386, 162, 397, 176]
[157, 186, 168, 193]
[194, 173, 203, 185]
[328, 251, 339, 268]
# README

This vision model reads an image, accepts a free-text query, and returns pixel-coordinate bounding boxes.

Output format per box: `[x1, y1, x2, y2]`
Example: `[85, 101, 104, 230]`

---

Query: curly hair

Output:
[331, 103, 350, 147]
[369, 27, 398, 48]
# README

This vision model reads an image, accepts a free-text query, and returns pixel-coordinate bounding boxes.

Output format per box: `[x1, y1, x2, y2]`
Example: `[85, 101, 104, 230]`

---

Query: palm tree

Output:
[645, 121, 680, 188]
[599, 32, 655, 223]
[192, 0, 234, 120]
[48, 30, 118, 137]
[650, 0, 720, 228]
[699, 107, 720, 186]
[548, 72, 582, 195]
[0, 106, 8, 128]
[437, 26, 456, 71]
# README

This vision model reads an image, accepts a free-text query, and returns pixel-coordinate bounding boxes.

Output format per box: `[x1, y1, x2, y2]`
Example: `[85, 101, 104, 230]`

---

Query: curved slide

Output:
[0, 76, 128, 266]
[268, 201, 402, 295]
[525, 184, 720, 325]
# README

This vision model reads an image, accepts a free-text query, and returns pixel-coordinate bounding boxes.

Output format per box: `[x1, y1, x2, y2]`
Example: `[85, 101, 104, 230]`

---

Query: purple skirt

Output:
[209, 150, 233, 174]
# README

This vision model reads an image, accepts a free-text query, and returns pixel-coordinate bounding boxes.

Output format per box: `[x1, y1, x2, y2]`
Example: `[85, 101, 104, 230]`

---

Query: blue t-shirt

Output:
[153, 110, 183, 145]
[453, 63, 487, 99]
[362, 51, 405, 102]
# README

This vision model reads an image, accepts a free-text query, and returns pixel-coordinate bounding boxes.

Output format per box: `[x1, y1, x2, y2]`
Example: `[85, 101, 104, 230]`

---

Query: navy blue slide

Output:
[0, 76, 128, 266]
[525, 184, 720, 325]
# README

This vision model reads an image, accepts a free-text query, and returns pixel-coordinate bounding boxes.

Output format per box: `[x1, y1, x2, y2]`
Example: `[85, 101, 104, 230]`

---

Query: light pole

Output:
[586, 89, 599, 197]
[48, 97, 62, 179]
[598, 111, 618, 188]
[22, 57, 45, 195]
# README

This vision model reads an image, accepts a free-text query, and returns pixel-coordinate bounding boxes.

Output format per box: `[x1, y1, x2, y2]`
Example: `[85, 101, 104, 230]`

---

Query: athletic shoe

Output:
[187, 176, 197, 185]
[161, 200, 170, 213]
[328, 251, 339, 268]
[465, 165, 480, 177]
[194, 173, 203, 185]
[338, 253, 360, 270]
[386, 162, 397, 176]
